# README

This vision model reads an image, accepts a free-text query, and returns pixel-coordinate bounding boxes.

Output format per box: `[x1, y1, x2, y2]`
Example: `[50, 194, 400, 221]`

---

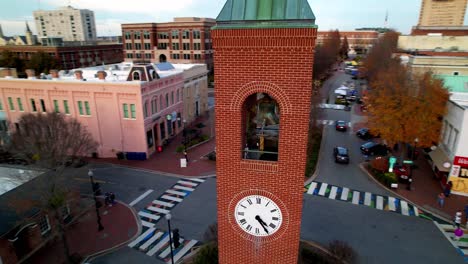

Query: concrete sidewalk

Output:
[93, 113, 216, 178]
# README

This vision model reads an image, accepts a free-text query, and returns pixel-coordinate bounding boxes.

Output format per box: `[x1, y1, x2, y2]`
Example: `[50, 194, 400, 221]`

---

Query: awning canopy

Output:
[429, 148, 451, 172]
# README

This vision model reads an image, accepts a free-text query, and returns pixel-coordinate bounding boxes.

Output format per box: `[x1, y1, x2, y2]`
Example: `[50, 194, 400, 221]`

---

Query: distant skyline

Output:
[0, 0, 467, 36]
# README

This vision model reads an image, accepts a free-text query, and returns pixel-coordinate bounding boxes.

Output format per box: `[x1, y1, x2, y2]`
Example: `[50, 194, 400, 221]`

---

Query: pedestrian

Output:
[455, 211, 462, 228]
[437, 193, 445, 208]
[444, 181, 453, 197]
[110, 192, 116, 205]
[184, 151, 188, 162]
[407, 177, 413, 191]
[454, 227, 464, 241]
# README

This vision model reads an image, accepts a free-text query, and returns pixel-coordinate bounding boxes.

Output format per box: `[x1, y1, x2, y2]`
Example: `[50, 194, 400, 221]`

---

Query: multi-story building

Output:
[417, 0, 468, 27]
[0, 62, 208, 159]
[316, 31, 378, 54]
[404, 55, 468, 76]
[33, 6, 97, 42]
[0, 44, 123, 70]
[121, 17, 216, 71]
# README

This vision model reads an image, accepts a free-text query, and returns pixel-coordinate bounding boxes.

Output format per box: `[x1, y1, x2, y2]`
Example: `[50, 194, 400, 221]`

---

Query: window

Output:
[31, 99, 37, 112]
[136, 53, 142, 59]
[182, 30, 190, 39]
[183, 54, 191, 60]
[193, 30, 201, 39]
[171, 53, 180, 59]
[172, 43, 179, 50]
[38, 215, 51, 235]
[135, 43, 142, 50]
[143, 31, 150, 39]
[61, 204, 70, 220]
[243, 93, 280, 161]
[145, 53, 152, 59]
[194, 54, 202, 60]
[171, 91, 174, 105]
[160, 96, 163, 109]
[78, 101, 84, 115]
[157, 43, 167, 50]
[125, 43, 132, 49]
[158, 32, 168, 39]
[0, 101, 3, 111]
[171, 30, 179, 39]
[85, 101, 91, 115]
[8, 97, 14, 111]
[147, 129, 154, 148]
[53, 100, 59, 113]
[123, 103, 129, 118]
[125, 31, 131, 39]
[144, 101, 149, 118]
[176, 89, 179, 102]
[193, 43, 201, 50]
[17, 98, 23, 111]
[166, 94, 169, 106]
[130, 104, 136, 119]
[133, 71, 140, 80]
[160, 122, 166, 140]
[127, 53, 134, 58]
[183, 43, 190, 50]
[144, 43, 151, 50]
[134, 31, 141, 39]
[40, 99, 46, 112]
[63, 100, 70, 114]
[151, 98, 157, 114]
[453, 72, 459, 76]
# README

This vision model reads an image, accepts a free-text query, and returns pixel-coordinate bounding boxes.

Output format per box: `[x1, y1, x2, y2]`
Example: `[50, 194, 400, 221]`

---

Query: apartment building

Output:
[122, 17, 216, 71]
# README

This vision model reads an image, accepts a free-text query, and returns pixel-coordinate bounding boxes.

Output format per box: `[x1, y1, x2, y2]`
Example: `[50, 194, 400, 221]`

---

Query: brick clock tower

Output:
[212, 0, 318, 263]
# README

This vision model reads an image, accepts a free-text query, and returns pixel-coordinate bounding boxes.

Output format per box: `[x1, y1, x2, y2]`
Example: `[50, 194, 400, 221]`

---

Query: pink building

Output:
[0, 63, 190, 159]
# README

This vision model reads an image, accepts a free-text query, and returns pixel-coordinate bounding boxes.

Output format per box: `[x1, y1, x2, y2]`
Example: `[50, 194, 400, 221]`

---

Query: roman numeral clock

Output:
[212, 0, 317, 263]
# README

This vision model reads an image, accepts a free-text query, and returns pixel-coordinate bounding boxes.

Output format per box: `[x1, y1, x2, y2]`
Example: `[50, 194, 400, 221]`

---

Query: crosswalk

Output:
[434, 222, 468, 261]
[128, 178, 205, 263]
[304, 181, 421, 217]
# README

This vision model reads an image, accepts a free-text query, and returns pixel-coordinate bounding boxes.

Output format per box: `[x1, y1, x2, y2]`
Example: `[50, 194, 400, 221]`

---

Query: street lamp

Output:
[182, 119, 187, 152]
[88, 170, 104, 231]
[413, 138, 419, 161]
[165, 213, 174, 264]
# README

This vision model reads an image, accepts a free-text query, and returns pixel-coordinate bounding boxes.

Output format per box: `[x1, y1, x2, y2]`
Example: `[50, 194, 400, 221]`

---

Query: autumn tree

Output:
[0, 50, 25, 73]
[26, 51, 60, 75]
[7, 112, 97, 263]
[313, 30, 341, 79]
[340, 35, 349, 59]
[362, 31, 399, 82]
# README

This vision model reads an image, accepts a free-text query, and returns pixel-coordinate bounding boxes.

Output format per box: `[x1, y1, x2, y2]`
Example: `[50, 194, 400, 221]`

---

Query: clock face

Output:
[234, 195, 282, 237]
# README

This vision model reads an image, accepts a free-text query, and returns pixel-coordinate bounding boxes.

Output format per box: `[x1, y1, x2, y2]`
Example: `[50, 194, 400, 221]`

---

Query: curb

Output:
[305, 125, 327, 185]
[82, 200, 142, 263]
[358, 162, 453, 223]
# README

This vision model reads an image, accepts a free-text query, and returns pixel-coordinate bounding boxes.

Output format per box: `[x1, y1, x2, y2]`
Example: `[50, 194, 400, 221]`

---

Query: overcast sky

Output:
[0, 0, 467, 36]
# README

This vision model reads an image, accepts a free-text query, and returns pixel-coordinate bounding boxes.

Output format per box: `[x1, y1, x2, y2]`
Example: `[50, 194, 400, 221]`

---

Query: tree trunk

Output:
[54, 209, 72, 264]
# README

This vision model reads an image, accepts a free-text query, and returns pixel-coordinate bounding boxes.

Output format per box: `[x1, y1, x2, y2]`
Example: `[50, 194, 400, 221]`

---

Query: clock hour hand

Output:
[255, 215, 269, 234]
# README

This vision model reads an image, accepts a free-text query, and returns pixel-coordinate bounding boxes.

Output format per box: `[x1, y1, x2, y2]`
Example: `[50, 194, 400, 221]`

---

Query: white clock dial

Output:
[234, 195, 282, 237]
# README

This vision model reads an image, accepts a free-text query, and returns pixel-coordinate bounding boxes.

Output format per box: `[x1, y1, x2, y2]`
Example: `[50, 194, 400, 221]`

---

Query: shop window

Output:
[243, 93, 280, 161]
[147, 129, 154, 147]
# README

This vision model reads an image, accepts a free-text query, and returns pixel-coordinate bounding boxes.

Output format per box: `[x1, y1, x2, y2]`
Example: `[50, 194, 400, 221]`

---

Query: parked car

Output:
[360, 141, 388, 156]
[356, 128, 378, 140]
[335, 120, 348, 131]
[333, 147, 350, 164]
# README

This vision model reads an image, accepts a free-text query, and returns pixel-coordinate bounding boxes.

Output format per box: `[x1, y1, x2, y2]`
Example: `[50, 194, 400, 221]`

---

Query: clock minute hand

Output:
[255, 215, 269, 234]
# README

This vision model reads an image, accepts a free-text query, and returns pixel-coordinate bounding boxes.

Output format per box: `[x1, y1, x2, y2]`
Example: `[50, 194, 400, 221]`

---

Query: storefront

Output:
[428, 148, 451, 184]
[448, 156, 468, 197]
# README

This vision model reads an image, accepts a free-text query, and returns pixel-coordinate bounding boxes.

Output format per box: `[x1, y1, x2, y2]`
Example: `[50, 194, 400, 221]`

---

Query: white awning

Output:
[429, 148, 451, 172]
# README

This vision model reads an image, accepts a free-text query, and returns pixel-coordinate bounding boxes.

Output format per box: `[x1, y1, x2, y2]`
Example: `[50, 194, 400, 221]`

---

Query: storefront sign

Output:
[449, 165, 461, 178]
[449, 156, 468, 197]
[454, 156, 468, 167]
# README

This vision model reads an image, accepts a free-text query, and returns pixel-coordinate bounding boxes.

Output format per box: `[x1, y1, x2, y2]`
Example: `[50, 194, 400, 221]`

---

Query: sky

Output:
[0, 0, 467, 36]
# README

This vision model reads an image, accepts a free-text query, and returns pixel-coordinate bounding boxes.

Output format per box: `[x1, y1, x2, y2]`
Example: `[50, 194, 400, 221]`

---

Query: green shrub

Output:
[193, 243, 218, 264]
[175, 145, 185, 153]
[201, 134, 209, 141]
[374, 171, 397, 186]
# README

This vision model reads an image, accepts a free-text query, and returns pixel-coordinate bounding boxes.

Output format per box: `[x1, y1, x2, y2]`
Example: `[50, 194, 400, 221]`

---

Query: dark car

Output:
[335, 120, 347, 131]
[360, 141, 388, 156]
[356, 128, 378, 140]
[334, 147, 350, 164]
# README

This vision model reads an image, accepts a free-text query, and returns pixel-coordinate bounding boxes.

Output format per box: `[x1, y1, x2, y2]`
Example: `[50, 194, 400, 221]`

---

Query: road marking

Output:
[307, 182, 317, 195]
[147, 206, 170, 214]
[152, 200, 174, 207]
[147, 234, 171, 256]
[139, 231, 164, 251]
[166, 189, 187, 196]
[400, 201, 409, 216]
[318, 183, 328, 196]
[174, 185, 195, 192]
[177, 180, 198, 187]
[129, 189, 154, 206]
[329, 186, 338, 200]
[171, 240, 199, 264]
[128, 227, 155, 248]
[159, 239, 185, 258]
[388, 197, 396, 211]
[352, 191, 360, 205]
[138, 211, 161, 221]
[376, 196, 384, 210]
[341, 188, 349, 201]
[364, 192, 371, 206]
[161, 195, 183, 203]
[187, 178, 205, 183]
[328, 120, 334, 125]
[141, 220, 155, 228]
[414, 206, 419, 217]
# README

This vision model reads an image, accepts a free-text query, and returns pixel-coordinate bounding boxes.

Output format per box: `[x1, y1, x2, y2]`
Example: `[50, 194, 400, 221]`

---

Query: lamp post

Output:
[413, 138, 419, 161]
[165, 213, 174, 264]
[183, 119, 187, 152]
[88, 170, 104, 231]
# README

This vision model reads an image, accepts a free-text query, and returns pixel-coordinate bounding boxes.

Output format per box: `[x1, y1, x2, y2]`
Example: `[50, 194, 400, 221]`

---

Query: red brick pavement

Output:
[93, 114, 216, 177]
[28, 199, 139, 263]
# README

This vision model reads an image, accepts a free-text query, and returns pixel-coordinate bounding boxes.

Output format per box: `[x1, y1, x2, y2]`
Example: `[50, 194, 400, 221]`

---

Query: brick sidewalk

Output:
[28, 199, 139, 263]
[93, 113, 216, 177]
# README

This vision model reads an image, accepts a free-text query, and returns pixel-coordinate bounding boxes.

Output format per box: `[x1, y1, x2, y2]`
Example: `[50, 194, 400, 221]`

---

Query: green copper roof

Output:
[435, 75, 468, 93]
[214, 0, 316, 29]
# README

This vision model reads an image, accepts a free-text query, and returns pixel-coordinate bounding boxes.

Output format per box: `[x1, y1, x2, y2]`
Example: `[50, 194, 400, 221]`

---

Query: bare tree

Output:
[7, 112, 97, 263]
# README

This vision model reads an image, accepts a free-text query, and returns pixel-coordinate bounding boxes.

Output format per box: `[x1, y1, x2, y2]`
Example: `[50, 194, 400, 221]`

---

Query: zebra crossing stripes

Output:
[139, 231, 164, 251]
[146, 233, 171, 257]
[169, 240, 199, 264]
[161, 195, 183, 202]
[304, 181, 420, 217]
[166, 189, 187, 196]
[434, 221, 468, 261]
[128, 227, 156, 248]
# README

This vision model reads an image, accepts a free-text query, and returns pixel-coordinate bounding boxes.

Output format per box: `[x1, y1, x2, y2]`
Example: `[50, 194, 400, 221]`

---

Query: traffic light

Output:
[173, 229, 180, 248]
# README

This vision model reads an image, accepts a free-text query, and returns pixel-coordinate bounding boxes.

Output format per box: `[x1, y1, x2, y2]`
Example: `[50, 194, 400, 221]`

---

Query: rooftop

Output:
[0, 167, 43, 196]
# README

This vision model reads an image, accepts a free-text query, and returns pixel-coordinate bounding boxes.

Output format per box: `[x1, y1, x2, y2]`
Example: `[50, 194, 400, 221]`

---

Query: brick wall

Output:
[213, 27, 317, 264]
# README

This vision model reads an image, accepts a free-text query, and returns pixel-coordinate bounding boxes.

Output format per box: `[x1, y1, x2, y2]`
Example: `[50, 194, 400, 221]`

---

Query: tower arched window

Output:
[243, 93, 280, 161]
[133, 71, 140, 81]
